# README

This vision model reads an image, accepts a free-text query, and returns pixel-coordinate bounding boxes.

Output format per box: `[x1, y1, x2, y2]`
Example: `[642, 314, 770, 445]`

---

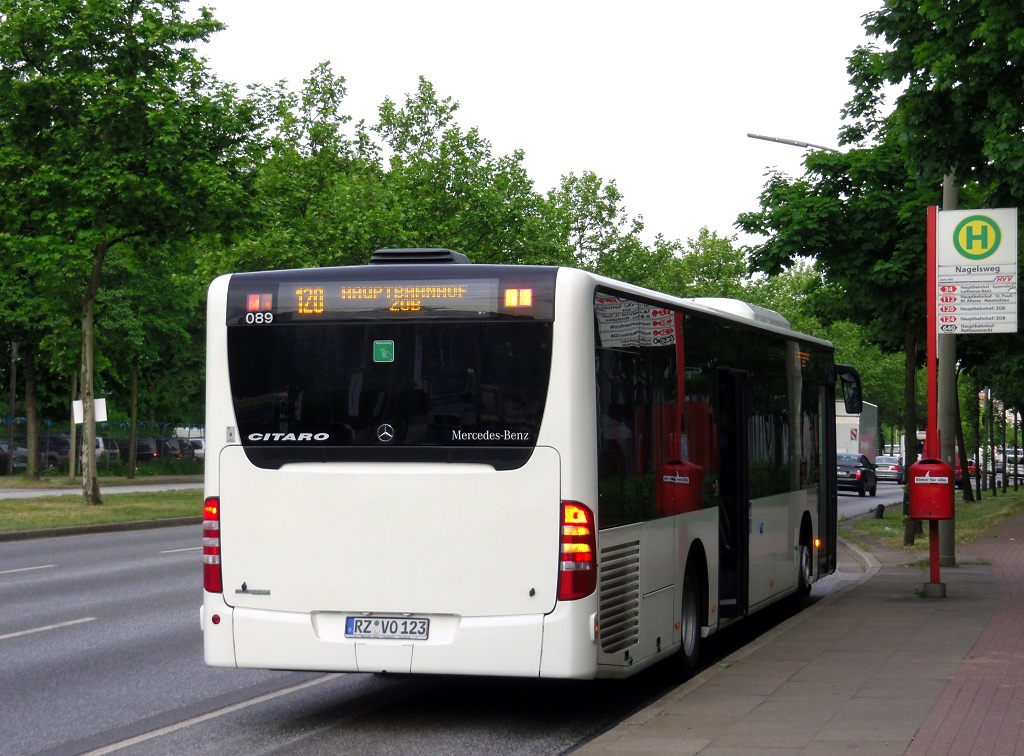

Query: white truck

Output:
[835, 400, 878, 460]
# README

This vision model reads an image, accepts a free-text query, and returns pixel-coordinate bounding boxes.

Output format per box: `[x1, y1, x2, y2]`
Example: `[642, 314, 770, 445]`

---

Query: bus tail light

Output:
[558, 501, 597, 601]
[203, 497, 223, 593]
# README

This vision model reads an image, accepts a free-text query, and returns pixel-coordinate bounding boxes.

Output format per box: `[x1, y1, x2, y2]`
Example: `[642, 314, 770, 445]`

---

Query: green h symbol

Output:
[965, 223, 989, 250]
[953, 215, 1000, 259]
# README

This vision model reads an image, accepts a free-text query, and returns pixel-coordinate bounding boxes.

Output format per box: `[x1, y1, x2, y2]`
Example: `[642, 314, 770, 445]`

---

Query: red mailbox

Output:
[907, 458, 954, 520]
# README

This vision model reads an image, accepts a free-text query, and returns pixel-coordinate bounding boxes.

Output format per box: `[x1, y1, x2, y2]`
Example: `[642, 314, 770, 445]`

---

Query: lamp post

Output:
[747, 132, 840, 153]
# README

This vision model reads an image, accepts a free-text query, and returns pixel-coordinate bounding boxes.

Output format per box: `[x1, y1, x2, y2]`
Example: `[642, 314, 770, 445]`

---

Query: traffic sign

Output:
[936, 208, 1017, 334]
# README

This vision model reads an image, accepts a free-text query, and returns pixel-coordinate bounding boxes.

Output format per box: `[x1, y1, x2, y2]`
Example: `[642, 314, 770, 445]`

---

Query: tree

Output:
[375, 77, 564, 265]
[850, 1, 1024, 205]
[672, 228, 748, 299]
[737, 125, 940, 453]
[743, 258, 823, 336]
[546, 171, 644, 271]
[825, 320, 906, 448]
[0, 0, 257, 502]
[97, 239, 206, 477]
[201, 73, 567, 279]
[847, 0, 1024, 463]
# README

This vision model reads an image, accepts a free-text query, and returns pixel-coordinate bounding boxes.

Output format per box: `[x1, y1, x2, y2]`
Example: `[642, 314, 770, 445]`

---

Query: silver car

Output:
[874, 454, 902, 483]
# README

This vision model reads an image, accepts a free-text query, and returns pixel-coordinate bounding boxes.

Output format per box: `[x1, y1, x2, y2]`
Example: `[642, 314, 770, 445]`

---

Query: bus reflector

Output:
[558, 501, 597, 601]
[203, 497, 223, 593]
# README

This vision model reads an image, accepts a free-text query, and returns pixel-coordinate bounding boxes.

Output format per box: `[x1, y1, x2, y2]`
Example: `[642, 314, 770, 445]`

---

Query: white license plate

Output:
[345, 616, 429, 640]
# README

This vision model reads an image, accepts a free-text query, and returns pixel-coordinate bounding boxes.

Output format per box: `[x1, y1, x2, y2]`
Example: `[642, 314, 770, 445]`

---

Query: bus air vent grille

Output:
[369, 247, 472, 265]
[598, 540, 641, 653]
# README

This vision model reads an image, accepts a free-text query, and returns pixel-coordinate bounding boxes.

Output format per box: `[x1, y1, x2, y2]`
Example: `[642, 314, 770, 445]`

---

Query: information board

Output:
[936, 208, 1018, 334]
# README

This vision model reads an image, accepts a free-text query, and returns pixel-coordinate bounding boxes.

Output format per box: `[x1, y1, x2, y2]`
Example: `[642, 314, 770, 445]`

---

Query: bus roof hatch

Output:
[370, 248, 472, 265]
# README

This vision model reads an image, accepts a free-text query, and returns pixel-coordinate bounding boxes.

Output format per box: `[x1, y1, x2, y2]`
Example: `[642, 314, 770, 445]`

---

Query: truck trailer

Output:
[835, 400, 878, 460]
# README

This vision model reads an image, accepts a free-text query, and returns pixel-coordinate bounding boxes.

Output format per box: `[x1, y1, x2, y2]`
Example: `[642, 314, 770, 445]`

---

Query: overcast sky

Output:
[195, 1, 884, 248]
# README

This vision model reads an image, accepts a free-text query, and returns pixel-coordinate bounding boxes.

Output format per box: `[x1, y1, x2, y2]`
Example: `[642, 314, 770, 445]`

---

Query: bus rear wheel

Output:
[678, 566, 702, 676]
[796, 542, 813, 599]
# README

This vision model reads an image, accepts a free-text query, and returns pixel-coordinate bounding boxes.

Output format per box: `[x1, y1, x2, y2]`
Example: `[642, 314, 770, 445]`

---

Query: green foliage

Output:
[10, 1, 965, 455]
[0, 0, 258, 492]
[738, 132, 937, 353]
[839, 0, 1024, 437]
[851, 0, 1024, 202]
[825, 320, 907, 441]
[674, 228, 749, 299]
[742, 258, 824, 336]
[546, 171, 642, 271]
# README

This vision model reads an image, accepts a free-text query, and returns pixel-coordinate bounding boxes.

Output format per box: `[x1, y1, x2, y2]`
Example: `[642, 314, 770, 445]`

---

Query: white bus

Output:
[201, 248, 863, 679]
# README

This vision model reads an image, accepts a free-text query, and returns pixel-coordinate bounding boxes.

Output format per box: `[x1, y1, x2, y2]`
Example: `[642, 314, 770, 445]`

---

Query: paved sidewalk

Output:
[578, 507, 1024, 755]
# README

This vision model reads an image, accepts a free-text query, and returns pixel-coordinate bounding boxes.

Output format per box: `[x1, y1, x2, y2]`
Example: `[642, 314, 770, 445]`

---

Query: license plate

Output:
[345, 616, 429, 640]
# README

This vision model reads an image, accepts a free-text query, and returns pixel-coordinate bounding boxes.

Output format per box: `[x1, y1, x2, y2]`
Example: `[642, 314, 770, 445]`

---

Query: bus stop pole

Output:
[938, 175, 957, 567]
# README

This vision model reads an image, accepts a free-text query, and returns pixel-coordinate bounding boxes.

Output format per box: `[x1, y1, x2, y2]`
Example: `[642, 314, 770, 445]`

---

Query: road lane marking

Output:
[83, 675, 337, 754]
[0, 616, 96, 641]
[0, 564, 56, 576]
[161, 547, 201, 554]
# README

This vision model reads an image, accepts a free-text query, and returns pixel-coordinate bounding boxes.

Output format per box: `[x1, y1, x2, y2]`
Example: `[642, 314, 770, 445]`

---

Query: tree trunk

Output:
[1002, 408, 1008, 493]
[68, 370, 77, 484]
[80, 243, 107, 505]
[955, 381, 973, 501]
[987, 390, 997, 497]
[128, 353, 139, 479]
[24, 343, 39, 480]
[971, 375, 980, 496]
[5, 342, 15, 476]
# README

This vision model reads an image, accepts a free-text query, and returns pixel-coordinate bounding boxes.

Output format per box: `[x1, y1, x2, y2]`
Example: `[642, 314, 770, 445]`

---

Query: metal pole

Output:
[938, 175, 957, 567]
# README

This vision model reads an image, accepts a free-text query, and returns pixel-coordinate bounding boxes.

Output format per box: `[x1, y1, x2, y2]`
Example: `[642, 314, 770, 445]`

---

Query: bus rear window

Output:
[225, 267, 556, 469]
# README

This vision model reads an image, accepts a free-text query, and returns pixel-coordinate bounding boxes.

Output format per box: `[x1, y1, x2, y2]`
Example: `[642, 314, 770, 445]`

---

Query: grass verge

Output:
[841, 487, 1024, 551]
[0, 489, 202, 533]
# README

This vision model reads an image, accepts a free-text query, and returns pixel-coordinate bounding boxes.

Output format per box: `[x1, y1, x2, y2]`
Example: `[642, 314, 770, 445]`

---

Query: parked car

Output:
[38, 434, 73, 470]
[116, 437, 162, 462]
[99, 437, 120, 462]
[137, 437, 162, 461]
[162, 438, 194, 460]
[74, 434, 119, 462]
[836, 452, 877, 497]
[0, 442, 28, 474]
[188, 438, 205, 461]
[874, 455, 902, 483]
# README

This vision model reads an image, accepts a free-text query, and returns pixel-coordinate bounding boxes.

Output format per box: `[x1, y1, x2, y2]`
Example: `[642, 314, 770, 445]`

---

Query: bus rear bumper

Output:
[202, 592, 597, 678]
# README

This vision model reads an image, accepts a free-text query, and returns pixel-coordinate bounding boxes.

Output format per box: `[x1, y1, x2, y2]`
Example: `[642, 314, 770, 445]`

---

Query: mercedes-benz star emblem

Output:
[377, 424, 395, 443]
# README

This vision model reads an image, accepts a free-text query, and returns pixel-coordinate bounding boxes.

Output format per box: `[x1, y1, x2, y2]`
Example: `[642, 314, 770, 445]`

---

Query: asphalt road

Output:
[0, 525, 298, 756]
[0, 523, 841, 755]
[837, 477, 904, 520]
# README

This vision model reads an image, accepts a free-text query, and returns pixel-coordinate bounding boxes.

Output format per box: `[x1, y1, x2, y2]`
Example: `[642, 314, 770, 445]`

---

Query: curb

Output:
[0, 475, 203, 492]
[613, 536, 878, 731]
[0, 516, 203, 542]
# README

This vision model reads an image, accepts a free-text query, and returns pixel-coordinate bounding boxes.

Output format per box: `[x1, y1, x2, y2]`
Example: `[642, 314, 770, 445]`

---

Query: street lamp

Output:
[746, 132, 840, 153]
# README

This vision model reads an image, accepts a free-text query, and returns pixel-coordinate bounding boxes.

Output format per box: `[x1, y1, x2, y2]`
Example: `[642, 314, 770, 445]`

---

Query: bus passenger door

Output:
[717, 370, 749, 619]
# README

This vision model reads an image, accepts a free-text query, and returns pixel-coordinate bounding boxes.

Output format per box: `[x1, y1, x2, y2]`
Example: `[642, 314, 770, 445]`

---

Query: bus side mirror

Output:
[833, 364, 863, 415]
